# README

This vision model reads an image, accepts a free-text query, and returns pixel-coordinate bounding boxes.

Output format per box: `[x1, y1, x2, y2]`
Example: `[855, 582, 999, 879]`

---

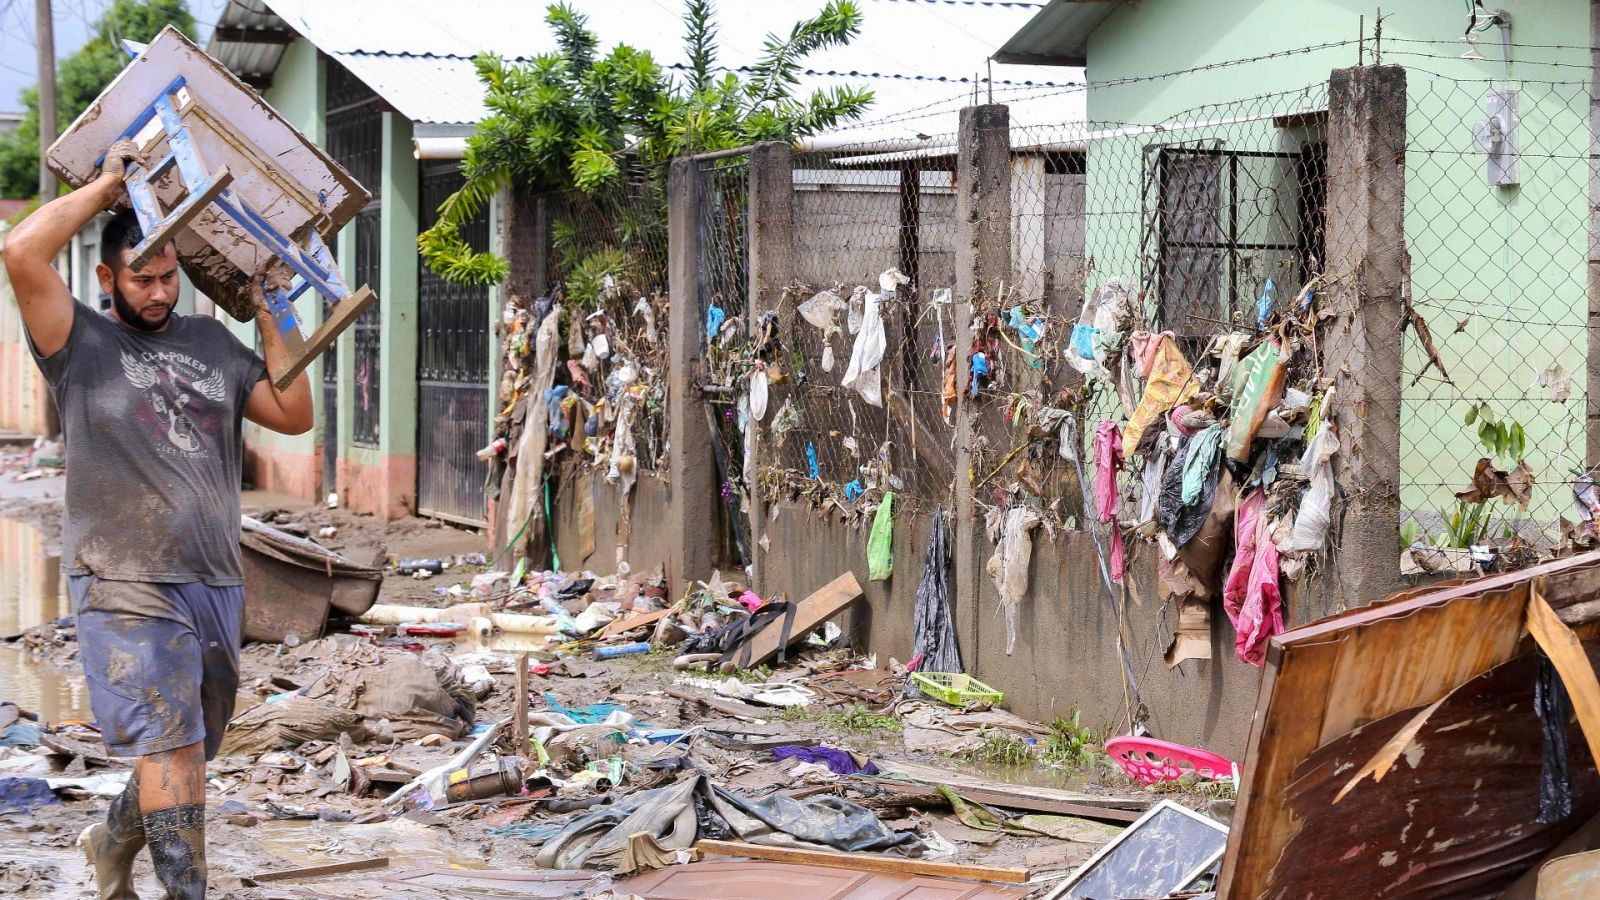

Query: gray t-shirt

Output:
[29, 301, 267, 585]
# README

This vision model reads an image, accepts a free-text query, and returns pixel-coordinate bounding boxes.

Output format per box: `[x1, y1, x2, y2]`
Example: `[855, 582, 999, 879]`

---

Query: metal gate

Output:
[324, 63, 383, 483]
[1141, 142, 1326, 336]
[416, 165, 490, 525]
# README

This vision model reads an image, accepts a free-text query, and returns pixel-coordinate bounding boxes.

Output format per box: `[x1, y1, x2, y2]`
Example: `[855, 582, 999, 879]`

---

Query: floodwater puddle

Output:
[0, 516, 93, 722]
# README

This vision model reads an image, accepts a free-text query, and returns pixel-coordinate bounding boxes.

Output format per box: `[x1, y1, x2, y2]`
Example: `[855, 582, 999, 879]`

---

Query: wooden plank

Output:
[734, 572, 864, 669]
[1528, 583, 1600, 769]
[272, 284, 376, 389]
[249, 856, 389, 883]
[694, 839, 1029, 884]
[514, 651, 530, 755]
[870, 780, 1141, 825]
[663, 686, 771, 721]
[601, 607, 673, 639]
[877, 761, 1145, 811]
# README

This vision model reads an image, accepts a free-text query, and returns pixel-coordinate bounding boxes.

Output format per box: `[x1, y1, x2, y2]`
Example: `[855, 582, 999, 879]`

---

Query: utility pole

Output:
[36, 0, 57, 200]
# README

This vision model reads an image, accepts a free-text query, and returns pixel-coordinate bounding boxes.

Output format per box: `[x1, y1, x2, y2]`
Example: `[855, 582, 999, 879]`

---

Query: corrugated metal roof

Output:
[207, 0, 1086, 130]
[993, 0, 1132, 67]
[334, 53, 492, 125]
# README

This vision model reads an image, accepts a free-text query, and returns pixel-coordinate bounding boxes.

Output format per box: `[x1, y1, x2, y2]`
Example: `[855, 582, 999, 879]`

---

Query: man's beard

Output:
[111, 285, 172, 332]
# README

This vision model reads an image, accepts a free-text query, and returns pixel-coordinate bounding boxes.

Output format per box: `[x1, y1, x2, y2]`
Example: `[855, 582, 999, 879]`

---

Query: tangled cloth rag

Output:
[1222, 488, 1284, 666]
[1094, 420, 1126, 583]
[986, 505, 1043, 654]
[905, 511, 961, 697]
[772, 745, 878, 776]
[1123, 331, 1198, 456]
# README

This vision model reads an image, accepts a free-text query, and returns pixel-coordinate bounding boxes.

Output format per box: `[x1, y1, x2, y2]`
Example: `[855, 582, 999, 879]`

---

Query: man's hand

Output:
[0, 141, 143, 356]
[99, 140, 142, 181]
[95, 140, 142, 210]
[243, 263, 314, 435]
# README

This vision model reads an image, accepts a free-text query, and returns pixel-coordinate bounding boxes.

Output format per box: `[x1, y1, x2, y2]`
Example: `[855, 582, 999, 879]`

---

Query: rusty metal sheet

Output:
[1267, 647, 1600, 898]
[622, 860, 1033, 899]
[1221, 550, 1600, 898]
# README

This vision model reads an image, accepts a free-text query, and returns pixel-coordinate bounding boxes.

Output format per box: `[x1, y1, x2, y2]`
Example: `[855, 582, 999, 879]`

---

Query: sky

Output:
[0, 0, 232, 115]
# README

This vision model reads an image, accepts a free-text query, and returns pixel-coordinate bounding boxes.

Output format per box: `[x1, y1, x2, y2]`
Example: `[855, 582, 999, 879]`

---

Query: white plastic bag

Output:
[1289, 422, 1338, 552]
[841, 290, 886, 407]
[750, 369, 770, 421]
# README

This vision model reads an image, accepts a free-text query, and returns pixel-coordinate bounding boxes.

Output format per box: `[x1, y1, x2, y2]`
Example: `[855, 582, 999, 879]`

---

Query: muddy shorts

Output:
[69, 576, 244, 760]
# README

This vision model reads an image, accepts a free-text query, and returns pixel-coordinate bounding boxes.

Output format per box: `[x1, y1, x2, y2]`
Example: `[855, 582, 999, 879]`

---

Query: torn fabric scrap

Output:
[986, 505, 1042, 655]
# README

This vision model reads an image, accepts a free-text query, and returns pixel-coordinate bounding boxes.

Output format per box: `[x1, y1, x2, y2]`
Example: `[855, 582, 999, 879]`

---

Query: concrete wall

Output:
[0, 226, 52, 437]
[758, 501, 1261, 756]
[551, 471, 672, 579]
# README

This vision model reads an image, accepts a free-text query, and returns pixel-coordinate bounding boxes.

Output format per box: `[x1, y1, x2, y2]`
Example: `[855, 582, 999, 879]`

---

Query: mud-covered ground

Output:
[0, 449, 1226, 898]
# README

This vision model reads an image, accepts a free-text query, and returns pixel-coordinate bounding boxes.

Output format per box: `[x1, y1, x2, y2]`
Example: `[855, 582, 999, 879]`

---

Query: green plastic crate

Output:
[911, 672, 1004, 707]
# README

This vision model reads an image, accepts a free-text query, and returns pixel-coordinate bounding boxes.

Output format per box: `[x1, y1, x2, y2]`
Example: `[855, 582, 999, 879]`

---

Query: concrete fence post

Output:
[953, 104, 1012, 657]
[1588, 1, 1600, 468]
[746, 142, 795, 588]
[1322, 65, 1407, 608]
[666, 157, 716, 592]
[503, 188, 549, 303]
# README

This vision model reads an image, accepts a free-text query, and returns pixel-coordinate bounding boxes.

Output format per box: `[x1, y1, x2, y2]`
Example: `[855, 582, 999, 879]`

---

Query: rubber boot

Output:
[141, 804, 206, 900]
[80, 773, 143, 900]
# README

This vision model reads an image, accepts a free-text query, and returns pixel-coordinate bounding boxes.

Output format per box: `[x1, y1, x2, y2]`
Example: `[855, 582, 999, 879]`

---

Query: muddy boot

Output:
[80, 774, 143, 900]
[141, 805, 206, 900]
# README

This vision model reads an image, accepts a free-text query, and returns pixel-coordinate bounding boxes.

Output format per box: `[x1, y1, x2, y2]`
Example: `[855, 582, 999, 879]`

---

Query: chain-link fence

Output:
[767, 139, 961, 511]
[543, 172, 671, 474]
[695, 154, 754, 567]
[667, 40, 1600, 591]
[1399, 63, 1590, 549]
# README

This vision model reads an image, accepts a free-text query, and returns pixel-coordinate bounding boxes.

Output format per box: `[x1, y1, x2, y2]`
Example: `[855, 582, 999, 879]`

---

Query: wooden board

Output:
[878, 760, 1148, 812]
[737, 572, 863, 668]
[47, 26, 366, 233]
[1219, 550, 1600, 899]
[249, 856, 389, 883]
[601, 607, 675, 639]
[694, 839, 1029, 884]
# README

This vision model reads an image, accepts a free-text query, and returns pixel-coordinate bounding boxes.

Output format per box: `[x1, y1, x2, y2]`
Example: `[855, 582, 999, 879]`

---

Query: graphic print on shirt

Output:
[119, 350, 228, 457]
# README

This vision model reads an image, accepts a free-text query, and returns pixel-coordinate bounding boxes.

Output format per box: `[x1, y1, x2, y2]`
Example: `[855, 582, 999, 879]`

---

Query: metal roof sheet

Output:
[993, 0, 1132, 67]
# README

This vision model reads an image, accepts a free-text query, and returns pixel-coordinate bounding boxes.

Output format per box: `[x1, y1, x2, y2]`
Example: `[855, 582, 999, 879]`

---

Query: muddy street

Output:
[0, 442, 1231, 899]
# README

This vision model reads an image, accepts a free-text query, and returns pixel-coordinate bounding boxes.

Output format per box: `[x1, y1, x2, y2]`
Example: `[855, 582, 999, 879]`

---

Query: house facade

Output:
[208, 2, 501, 525]
[1000, 0, 1596, 534]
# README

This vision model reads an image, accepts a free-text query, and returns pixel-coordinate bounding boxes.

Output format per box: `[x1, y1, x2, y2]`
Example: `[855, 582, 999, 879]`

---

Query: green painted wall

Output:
[227, 35, 324, 461]
[379, 112, 420, 460]
[1077, 0, 1590, 531]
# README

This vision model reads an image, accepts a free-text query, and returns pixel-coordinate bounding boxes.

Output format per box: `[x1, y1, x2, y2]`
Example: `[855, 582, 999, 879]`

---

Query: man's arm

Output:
[243, 282, 314, 435]
[2, 143, 137, 356]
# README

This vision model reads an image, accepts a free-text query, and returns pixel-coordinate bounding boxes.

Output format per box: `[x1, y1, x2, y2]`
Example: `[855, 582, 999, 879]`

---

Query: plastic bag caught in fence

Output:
[1289, 420, 1338, 552]
[867, 492, 896, 581]
[841, 290, 886, 406]
[1225, 338, 1287, 463]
